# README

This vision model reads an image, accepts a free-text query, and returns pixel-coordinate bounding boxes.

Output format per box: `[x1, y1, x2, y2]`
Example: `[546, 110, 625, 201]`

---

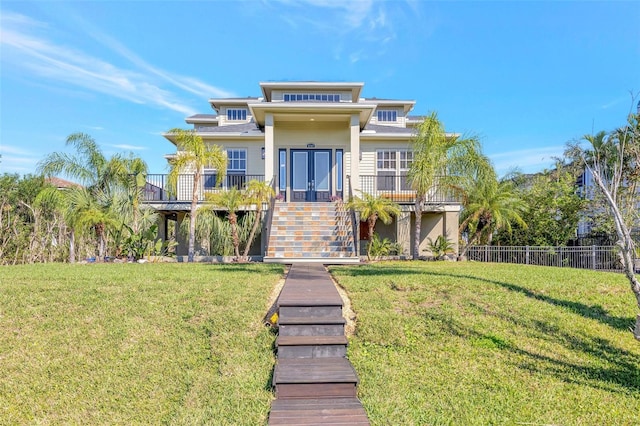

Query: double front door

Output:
[291, 149, 331, 202]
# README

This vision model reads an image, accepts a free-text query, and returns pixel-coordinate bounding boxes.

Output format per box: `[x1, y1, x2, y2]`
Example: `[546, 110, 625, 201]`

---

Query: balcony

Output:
[141, 174, 265, 202]
[358, 174, 460, 205]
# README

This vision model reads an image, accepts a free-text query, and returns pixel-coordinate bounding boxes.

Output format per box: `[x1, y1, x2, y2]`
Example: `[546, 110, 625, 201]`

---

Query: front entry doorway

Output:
[291, 149, 331, 201]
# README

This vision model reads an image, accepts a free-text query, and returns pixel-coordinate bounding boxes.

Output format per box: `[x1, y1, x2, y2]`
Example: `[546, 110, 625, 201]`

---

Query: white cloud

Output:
[0, 12, 233, 117]
[489, 146, 566, 176]
[269, 0, 397, 55]
[109, 144, 147, 151]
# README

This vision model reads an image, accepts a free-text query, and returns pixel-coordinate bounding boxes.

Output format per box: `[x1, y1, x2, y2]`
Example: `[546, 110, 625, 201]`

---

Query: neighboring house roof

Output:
[46, 177, 81, 189]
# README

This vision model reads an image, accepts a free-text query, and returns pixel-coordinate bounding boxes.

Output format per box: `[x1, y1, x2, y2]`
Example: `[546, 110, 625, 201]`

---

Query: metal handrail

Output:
[346, 175, 359, 256]
[359, 174, 460, 204]
[141, 174, 265, 202]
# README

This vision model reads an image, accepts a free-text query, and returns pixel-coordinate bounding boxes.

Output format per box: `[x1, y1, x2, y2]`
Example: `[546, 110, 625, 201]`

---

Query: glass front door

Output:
[290, 149, 332, 201]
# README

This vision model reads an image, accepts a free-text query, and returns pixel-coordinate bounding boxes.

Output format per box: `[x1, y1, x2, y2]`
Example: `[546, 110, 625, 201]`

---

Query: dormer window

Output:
[227, 108, 248, 121]
[377, 110, 397, 122]
[283, 93, 340, 102]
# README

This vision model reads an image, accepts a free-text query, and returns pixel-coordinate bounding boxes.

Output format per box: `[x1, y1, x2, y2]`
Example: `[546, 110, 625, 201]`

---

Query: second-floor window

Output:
[376, 149, 413, 191]
[377, 110, 398, 122]
[227, 108, 247, 121]
[227, 149, 247, 173]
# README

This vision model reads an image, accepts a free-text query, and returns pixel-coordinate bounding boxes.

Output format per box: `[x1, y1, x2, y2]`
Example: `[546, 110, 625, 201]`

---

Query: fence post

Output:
[592, 245, 596, 270]
[525, 246, 529, 265]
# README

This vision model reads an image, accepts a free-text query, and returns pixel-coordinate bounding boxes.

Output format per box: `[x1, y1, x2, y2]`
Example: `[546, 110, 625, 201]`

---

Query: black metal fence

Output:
[466, 245, 623, 271]
[142, 174, 265, 202]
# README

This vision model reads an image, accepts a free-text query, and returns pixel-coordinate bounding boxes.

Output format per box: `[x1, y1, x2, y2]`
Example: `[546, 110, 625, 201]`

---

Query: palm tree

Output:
[37, 132, 135, 261]
[458, 174, 527, 258]
[167, 128, 226, 262]
[347, 191, 400, 260]
[243, 179, 275, 258]
[206, 187, 247, 259]
[407, 112, 488, 259]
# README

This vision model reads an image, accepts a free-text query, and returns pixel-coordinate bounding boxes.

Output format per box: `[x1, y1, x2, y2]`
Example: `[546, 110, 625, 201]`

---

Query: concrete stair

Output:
[264, 202, 359, 264]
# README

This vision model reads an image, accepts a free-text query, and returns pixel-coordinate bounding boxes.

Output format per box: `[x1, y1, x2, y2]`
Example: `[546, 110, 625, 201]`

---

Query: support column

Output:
[265, 113, 275, 184]
[349, 114, 360, 193]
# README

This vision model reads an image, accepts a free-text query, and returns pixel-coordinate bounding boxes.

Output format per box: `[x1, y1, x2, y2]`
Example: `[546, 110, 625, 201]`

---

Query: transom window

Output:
[283, 93, 341, 102]
[227, 149, 247, 172]
[226, 108, 247, 121]
[377, 110, 398, 122]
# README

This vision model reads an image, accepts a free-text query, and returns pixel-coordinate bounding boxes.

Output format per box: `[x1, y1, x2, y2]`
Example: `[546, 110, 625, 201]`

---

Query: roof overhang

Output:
[185, 115, 219, 124]
[259, 81, 364, 102]
[248, 102, 376, 129]
[208, 98, 259, 113]
[368, 99, 416, 114]
[360, 131, 459, 141]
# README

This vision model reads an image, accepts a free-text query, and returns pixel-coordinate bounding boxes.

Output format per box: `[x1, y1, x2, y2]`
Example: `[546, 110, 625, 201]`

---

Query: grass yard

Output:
[0, 263, 284, 425]
[330, 262, 640, 426]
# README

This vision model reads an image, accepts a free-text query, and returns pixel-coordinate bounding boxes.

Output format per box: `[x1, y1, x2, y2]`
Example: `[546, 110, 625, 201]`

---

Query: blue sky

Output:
[1, 0, 639, 177]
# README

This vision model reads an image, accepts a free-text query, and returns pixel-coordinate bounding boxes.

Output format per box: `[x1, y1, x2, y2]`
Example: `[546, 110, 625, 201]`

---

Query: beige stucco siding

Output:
[201, 139, 265, 176]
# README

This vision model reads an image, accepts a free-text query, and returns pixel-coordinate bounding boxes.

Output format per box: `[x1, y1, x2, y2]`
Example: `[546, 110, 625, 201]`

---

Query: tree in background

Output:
[407, 112, 488, 259]
[566, 101, 640, 340]
[347, 191, 400, 260]
[37, 133, 139, 261]
[167, 128, 226, 262]
[494, 167, 584, 246]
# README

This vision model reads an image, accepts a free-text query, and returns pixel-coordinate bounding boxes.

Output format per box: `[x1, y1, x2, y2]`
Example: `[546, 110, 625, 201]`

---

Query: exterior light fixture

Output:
[261, 147, 265, 160]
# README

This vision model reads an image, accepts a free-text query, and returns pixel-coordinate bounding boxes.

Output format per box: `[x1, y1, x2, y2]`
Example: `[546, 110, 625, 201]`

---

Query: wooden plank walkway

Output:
[268, 263, 370, 426]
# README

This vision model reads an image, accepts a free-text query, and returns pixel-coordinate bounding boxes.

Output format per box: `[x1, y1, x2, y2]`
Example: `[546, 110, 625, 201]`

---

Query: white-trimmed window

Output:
[377, 110, 398, 122]
[283, 93, 340, 102]
[227, 149, 247, 172]
[226, 108, 247, 121]
[376, 150, 397, 190]
[376, 149, 413, 191]
[226, 148, 247, 189]
[399, 150, 413, 190]
[399, 150, 413, 170]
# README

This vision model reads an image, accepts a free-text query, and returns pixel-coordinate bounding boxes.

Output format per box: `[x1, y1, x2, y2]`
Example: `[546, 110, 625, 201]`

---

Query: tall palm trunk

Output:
[229, 212, 240, 258]
[96, 222, 106, 261]
[366, 214, 377, 260]
[188, 172, 200, 263]
[69, 228, 76, 264]
[413, 197, 423, 260]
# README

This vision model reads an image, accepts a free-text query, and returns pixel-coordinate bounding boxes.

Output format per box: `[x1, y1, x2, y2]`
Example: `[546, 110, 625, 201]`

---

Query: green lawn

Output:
[329, 262, 640, 425]
[0, 263, 284, 425]
[3, 262, 639, 425]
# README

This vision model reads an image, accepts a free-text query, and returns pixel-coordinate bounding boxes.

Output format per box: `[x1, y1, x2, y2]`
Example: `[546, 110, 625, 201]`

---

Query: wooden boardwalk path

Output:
[269, 263, 369, 425]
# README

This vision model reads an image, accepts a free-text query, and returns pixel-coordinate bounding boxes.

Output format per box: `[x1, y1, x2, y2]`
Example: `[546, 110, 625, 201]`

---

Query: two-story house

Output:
[143, 81, 461, 263]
